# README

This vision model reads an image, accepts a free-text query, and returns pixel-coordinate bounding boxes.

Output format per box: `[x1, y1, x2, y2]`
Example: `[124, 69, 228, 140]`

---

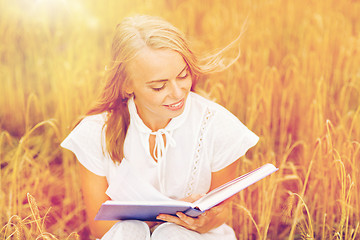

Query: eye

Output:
[152, 83, 166, 91]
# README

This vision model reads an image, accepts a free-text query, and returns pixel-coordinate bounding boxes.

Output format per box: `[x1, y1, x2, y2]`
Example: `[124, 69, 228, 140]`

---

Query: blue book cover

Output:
[95, 200, 203, 221]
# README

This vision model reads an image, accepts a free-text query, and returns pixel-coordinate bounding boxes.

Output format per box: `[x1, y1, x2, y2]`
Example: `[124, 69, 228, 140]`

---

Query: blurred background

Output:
[0, 0, 359, 239]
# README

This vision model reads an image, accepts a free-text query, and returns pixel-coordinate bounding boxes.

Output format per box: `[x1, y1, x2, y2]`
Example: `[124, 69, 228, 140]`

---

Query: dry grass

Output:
[1, 0, 359, 239]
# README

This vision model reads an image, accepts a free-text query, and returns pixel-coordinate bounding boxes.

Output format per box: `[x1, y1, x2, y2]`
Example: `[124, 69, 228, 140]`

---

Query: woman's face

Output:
[126, 47, 192, 131]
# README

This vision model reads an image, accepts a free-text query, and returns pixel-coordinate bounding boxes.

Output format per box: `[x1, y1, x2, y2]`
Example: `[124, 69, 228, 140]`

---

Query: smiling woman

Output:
[60, 15, 258, 240]
[126, 47, 192, 131]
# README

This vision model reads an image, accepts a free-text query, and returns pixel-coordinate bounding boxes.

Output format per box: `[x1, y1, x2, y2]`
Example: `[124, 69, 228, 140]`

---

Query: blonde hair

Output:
[86, 15, 243, 164]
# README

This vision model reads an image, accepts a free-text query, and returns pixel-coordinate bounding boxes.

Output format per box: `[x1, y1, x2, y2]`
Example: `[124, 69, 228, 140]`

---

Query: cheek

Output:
[146, 91, 168, 105]
[187, 79, 193, 90]
[183, 78, 193, 90]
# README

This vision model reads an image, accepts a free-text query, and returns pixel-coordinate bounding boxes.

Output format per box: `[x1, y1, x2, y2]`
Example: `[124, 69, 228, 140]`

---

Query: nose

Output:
[169, 81, 183, 99]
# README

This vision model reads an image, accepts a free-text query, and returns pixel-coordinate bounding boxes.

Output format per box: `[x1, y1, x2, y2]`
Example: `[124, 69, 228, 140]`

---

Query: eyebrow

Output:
[146, 65, 188, 84]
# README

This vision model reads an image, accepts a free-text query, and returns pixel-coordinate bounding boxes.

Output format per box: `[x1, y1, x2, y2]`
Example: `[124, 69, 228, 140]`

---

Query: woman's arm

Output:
[78, 163, 118, 238]
[156, 158, 240, 233]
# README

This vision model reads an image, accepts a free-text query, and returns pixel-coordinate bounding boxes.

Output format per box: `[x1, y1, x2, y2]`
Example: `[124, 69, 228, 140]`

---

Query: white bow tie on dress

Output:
[150, 128, 176, 193]
[127, 95, 191, 194]
[150, 128, 176, 163]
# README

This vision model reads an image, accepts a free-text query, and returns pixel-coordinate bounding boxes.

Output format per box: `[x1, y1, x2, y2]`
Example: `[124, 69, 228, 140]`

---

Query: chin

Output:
[169, 109, 185, 118]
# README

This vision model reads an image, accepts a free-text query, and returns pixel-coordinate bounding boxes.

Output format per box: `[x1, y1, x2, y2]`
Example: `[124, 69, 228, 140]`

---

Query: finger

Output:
[192, 194, 206, 202]
[177, 212, 208, 229]
[212, 204, 225, 213]
[199, 206, 223, 220]
[157, 214, 194, 230]
[176, 212, 196, 225]
[209, 201, 228, 214]
[181, 194, 205, 203]
[156, 214, 185, 225]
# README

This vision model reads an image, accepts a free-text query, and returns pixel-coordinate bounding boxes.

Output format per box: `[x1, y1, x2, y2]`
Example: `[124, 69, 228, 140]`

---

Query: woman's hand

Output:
[156, 159, 240, 234]
[156, 195, 232, 234]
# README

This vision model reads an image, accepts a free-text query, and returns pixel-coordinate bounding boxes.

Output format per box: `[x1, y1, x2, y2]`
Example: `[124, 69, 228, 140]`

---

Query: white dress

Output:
[61, 92, 259, 240]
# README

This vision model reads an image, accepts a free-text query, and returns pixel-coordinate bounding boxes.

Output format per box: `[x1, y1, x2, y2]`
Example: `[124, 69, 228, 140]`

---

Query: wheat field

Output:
[0, 0, 359, 239]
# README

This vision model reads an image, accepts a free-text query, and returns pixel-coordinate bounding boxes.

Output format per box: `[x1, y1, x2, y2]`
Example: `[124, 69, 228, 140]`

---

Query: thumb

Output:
[182, 193, 206, 203]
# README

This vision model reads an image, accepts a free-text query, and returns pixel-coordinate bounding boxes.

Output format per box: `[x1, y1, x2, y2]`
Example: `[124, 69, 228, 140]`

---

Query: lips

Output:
[164, 98, 184, 111]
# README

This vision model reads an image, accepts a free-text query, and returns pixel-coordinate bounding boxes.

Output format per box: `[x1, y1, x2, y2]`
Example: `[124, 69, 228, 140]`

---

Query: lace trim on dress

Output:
[185, 107, 214, 197]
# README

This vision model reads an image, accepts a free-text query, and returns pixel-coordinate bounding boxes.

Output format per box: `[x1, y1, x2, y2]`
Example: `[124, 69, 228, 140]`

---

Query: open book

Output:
[95, 163, 278, 221]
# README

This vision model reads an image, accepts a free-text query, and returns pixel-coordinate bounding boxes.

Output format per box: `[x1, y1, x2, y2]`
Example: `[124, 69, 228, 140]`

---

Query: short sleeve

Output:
[60, 114, 107, 176]
[209, 107, 259, 172]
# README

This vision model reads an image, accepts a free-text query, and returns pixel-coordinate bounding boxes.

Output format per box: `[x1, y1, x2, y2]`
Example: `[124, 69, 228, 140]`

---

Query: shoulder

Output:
[189, 92, 222, 114]
[76, 113, 107, 134]
[62, 113, 108, 153]
[61, 113, 109, 177]
[64, 113, 108, 147]
[189, 92, 240, 125]
[189, 92, 257, 140]
[79, 113, 107, 127]
[188, 92, 259, 171]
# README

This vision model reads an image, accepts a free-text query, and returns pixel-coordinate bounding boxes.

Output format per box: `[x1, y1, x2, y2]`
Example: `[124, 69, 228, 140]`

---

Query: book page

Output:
[105, 159, 176, 202]
[194, 163, 278, 211]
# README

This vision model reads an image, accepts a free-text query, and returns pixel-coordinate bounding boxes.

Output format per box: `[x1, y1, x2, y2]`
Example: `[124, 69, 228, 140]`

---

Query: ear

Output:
[123, 80, 134, 97]
[124, 86, 133, 95]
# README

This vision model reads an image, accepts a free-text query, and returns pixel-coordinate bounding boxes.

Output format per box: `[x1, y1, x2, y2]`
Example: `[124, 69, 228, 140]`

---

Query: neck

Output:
[134, 105, 170, 132]
[144, 118, 170, 132]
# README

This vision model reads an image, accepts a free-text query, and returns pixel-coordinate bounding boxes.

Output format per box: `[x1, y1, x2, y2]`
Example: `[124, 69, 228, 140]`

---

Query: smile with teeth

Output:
[165, 99, 184, 110]
[170, 101, 182, 107]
